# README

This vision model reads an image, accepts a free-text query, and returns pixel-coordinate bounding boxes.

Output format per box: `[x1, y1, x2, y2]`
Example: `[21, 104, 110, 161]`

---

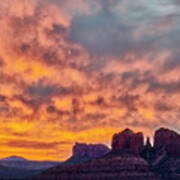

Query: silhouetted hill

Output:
[0, 156, 62, 179]
[0, 156, 27, 162]
[0, 156, 62, 170]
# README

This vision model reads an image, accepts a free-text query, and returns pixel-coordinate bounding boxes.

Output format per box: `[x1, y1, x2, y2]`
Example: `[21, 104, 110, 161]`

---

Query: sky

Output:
[0, 0, 180, 161]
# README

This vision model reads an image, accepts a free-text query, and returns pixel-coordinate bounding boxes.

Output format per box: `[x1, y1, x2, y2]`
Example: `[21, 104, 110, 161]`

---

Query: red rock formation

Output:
[112, 129, 133, 151]
[111, 129, 144, 156]
[64, 143, 110, 165]
[73, 142, 110, 158]
[154, 128, 178, 148]
[154, 128, 180, 158]
[130, 132, 144, 156]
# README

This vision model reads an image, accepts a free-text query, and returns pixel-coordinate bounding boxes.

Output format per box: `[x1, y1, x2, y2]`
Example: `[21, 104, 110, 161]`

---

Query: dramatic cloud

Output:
[0, 0, 180, 160]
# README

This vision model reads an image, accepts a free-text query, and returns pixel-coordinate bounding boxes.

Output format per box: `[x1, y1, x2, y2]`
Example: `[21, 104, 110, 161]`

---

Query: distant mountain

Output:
[0, 156, 62, 170]
[0, 156, 62, 179]
[0, 155, 27, 162]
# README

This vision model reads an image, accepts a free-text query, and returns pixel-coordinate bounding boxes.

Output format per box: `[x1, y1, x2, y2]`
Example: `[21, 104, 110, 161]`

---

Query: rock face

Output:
[65, 143, 110, 164]
[154, 128, 178, 148]
[73, 143, 110, 158]
[152, 128, 180, 179]
[112, 129, 144, 156]
[154, 128, 180, 158]
[167, 135, 180, 158]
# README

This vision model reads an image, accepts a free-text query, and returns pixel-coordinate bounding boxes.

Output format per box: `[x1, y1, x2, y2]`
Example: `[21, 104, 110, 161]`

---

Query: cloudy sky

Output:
[0, 0, 180, 160]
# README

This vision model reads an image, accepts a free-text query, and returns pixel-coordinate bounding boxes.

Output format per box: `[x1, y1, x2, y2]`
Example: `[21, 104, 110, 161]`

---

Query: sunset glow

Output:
[0, 0, 180, 161]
